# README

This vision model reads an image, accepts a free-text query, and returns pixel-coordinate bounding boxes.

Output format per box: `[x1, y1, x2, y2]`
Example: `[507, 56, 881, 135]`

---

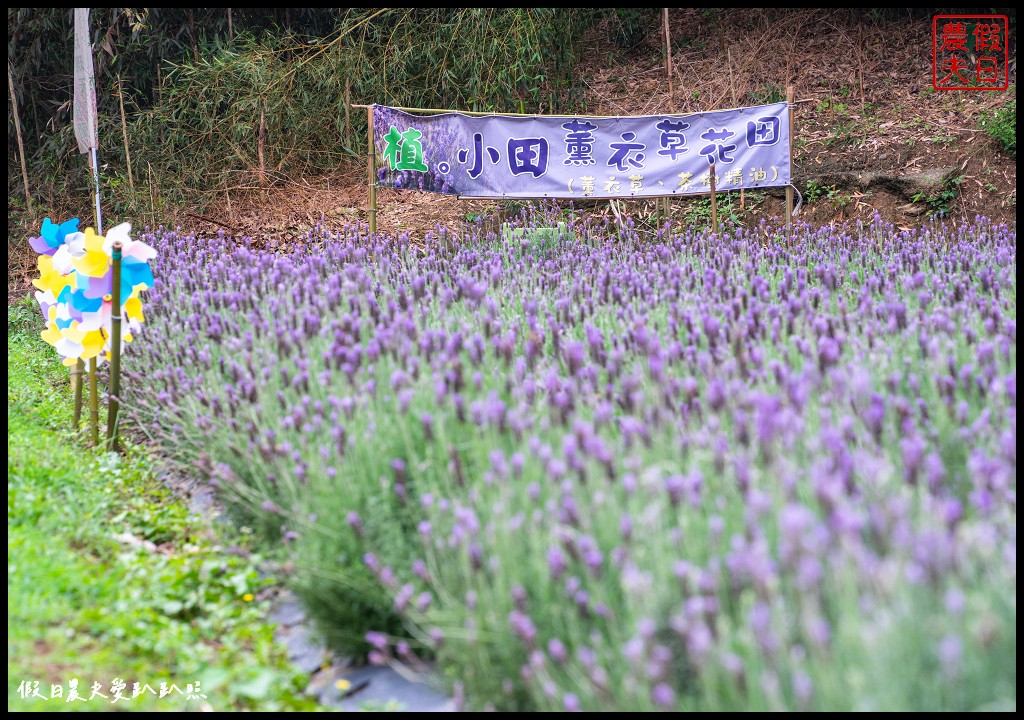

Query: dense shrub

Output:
[9, 9, 605, 212]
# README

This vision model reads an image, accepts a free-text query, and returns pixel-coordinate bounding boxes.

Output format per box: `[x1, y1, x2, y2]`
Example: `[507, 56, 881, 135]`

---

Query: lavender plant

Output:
[123, 211, 1016, 711]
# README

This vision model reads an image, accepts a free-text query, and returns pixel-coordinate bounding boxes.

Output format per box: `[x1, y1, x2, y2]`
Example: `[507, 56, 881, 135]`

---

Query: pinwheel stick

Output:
[106, 242, 123, 452]
[89, 356, 99, 447]
[72, 359, 84, 430]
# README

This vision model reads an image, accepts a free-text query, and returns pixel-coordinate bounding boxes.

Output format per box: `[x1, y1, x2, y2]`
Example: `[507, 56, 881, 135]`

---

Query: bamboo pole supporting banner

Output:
[89, 357, 99, 446]
[73, 359, 84, 430]
[106, 243, 123, 452]
[351, 103, 756, 119]
[709, 163, 718, 234]
[367, 105, 377, 234]
[786, 85, 795, 238]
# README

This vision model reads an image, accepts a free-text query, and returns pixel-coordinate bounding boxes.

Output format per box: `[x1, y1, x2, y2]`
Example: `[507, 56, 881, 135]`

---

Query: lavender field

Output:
[125, 209, 1016, 711]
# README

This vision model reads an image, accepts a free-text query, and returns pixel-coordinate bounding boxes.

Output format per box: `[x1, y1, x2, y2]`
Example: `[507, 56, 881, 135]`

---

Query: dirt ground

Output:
[7, 9, 1016, 303]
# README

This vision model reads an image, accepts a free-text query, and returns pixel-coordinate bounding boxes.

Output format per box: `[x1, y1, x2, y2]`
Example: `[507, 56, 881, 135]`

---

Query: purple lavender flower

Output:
[547, 638, 568, 664]
[508, 610, 537, 648]
[563, 693, 581, 712]
[365, 631, 388, 651]
[652, 683, 676, 708]
[547, 546, 568, 580]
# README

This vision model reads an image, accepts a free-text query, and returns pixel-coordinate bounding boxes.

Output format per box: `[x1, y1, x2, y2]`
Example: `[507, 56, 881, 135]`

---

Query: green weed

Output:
[7, 300, 319, 712]
[978, 96, 1016, 158]
[911, 172, 964, 218]
[682, 193, 744, 228]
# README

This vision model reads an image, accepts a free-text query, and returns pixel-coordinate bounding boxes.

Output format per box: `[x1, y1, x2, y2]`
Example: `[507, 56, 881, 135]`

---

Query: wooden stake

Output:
[227, 8, 233, 41]
[117, 74, 135, 194]
[106, 243, 123, 452]
[89, 357, 99, 446]
[345, 77, 352, 149]
[709, 163, 718, 234]
[188, 10, 199, 61]
[367, 105, 377, 234]
[857, 25, 865, 113]
[8, 61, 32, 212]
[786, 86, 795, 238]
[73, 359, 84, 430]
[258, 107, 267, 186]
[147, 161, 157, 229]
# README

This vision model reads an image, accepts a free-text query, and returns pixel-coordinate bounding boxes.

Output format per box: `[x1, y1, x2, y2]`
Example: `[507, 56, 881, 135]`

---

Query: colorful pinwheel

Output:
[30, 218, 156, 366]
[28, 217, 80, 256]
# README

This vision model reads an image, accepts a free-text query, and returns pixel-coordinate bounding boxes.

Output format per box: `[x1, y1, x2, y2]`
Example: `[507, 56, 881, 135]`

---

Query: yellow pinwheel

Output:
[125, 295, 145, 324]
[32, 254, 75, 296]
[50, 321, 88, 366]
[70, 227, 110, 278]
[80, 329, 106, 362]
[41, 318, 63, 347]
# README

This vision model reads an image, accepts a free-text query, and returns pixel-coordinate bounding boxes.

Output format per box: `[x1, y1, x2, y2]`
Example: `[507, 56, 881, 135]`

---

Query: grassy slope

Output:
[7, 299, 319, 712]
